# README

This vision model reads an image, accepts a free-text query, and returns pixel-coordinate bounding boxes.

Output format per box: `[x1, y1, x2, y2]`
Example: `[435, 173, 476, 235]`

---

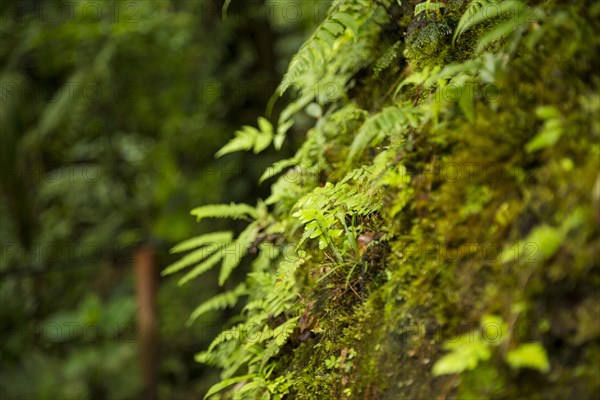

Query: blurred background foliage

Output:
[0, 0, 324, 398]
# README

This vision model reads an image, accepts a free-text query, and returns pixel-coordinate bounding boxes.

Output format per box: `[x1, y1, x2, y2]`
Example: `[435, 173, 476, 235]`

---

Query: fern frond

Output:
[162, 239, 227, 276]
[453, 1, 530, 46]
[187, 283, 247, 326]
[246, 317, 300, 349]
[279, 9, 361, 94]
[170, 231, 233, 254]
[190, 202, 257, 222]
[453, 0, 496, 45]
[208, 323, 247, 352]
[347, 106, 420, 164]
[203, 374, 256, 400]
[273, 93, 314, 149]
[178, 249, 225, 286]
[272, 2, 377, 147]
[216, 117, 273, 157]
[475, 6, 543, 53]
[258, 158, 298, 184]
[219, 223, 260, 286]
[414, 1, 446, 16]
[194, 350, 219, 365]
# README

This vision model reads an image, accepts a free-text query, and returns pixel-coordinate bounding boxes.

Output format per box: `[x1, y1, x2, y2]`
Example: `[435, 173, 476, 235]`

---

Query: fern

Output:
[165, 203, 260, 287]
[192, 254, 303, 397]
[274, 0, 377, 147]
[162, 234, 231, 277]
[414, 1, 446, 17]
[166, 225, 259, 287]
[190, 202, 257, 222]
[453, 0, 497, 45]
[218, 222, 260, 285]
[203, 374, 256, 400]
[453, 1, 533, 46]
[178, 249, 225, 286]
[347, 105, 420, 164]
[187, 283, 247, 326]
[170, 231, 233, 254]
[216, 117, 273, 157]
[258, 157, 298, 184]
[278, 4, 365, 94]
[293, 166, 386, 258]
[475, 4, 543, 53]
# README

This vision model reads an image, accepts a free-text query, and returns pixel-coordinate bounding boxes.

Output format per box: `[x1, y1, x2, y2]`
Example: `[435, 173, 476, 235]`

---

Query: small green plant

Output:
[324, 349, 357, 372]
[433, 315, 550, 376]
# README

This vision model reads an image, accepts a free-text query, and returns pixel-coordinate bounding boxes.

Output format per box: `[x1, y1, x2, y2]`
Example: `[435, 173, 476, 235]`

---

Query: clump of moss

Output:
[405, 19, 453, 68]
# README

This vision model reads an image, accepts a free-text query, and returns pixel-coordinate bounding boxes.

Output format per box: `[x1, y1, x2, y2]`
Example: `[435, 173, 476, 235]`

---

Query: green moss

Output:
[175, 1, 600, 398]
[405, 20, 453, 68]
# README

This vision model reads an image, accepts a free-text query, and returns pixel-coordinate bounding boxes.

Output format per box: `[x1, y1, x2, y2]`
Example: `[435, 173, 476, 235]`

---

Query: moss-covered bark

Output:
[173, 1, 599, 398]
[282, 1, 600, 398]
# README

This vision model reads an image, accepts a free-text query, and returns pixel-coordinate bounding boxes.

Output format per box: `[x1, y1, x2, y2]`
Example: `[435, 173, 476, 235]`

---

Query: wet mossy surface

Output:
[182, 1, 599, 398]
[280, 1, 600, 399]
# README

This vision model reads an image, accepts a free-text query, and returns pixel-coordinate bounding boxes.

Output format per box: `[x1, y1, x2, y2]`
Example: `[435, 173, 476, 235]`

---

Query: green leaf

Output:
[257, 116, 273, 134]
[506, 343, 550, 372]
[218, 224, 259, 286]
[254, 130, 272, 154]
[216, 117, 273, 157]
[458, 82, 475, 122]
[162, 245, 220, 276]
[480, 314, 509, 345]
[306, 102, 322, 118]
[204, 374, 256, 399]
[535, 105, 561, 119]
[273, 317, 299, 347]
[332, 13, 359, 39]
[414, 2, 446, 16]
[258, 158, 297, 184]
[215, 126, 258, 157]
[187, 284, 246, 326]
[500, 224, 563, 264]
[322, 21, 344, 37]
[190, 202, 257, 222]
[316, 29, 336, 48]
[525, 124, 563, 152]
[170, 231, 233, 254]
[526, 106, 564, 153]
[453, 1, 527, 45]
[347, 106, 417, 164]
[178, 250, 224, 286]
[476, 19, 522, 52]
[432, 334, 491, 376]
[524, 224, 563, 261]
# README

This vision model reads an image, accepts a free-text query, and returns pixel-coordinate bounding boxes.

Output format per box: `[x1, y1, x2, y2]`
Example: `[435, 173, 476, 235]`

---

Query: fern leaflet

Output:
[347, 106, 420, 164]
[178, 249, 225, 286]
[170, 231, 233, 254]
[162, 236, 230, 277]
[216, 117, 273, 157]
[187, 283, 247, 326]
[190, 202, 257, 222]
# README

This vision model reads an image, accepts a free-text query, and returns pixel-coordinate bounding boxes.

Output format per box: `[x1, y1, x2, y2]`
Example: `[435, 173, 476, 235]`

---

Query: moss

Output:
[288, 1, 599, 398]
[186, 1, 600, 398]
[405, 20, 454, 68]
